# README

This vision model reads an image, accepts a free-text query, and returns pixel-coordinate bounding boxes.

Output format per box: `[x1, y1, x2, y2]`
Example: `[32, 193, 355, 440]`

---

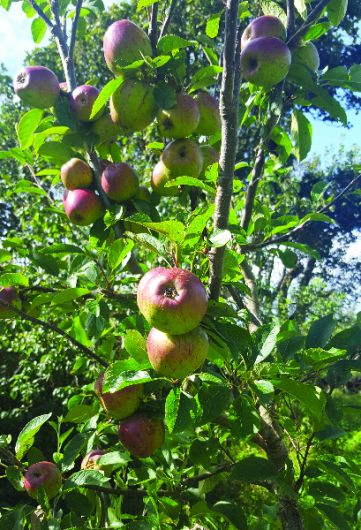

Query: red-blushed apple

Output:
[118, 413, 165, 457]
[147, 326, 209, 379]
[63, 189, 104, 226]
[59, 81, 68, 93]
[161, 139, 204, 180]
[292, 41, 320, 72]
[61, 158, 93, 190]
[101, 162, 139, 202]
[110, 79, 157, 132]
[137, 267, 208, 335]
[134, 186, 151, 202]
[103, 19, 153, 75]
[151, 161, 180, 197]
[13, 66, 60, 109]
[157, 93, 200, 139]
[240, 36, 291, 87]
[81, 449, 107, 470]
[92, 113, 122, 143]
[94, 372, 144, 420]
[199, 145, 219, 180]
[241, 15, 286, 49]
[0, 287, 20, 319]
[194, 92, 221, 136]
[23, 462, 62, 500]
[70, 85, 102, 122]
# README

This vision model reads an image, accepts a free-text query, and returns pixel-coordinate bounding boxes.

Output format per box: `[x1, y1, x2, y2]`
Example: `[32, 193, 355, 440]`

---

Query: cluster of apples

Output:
[240, 15, 320, 87]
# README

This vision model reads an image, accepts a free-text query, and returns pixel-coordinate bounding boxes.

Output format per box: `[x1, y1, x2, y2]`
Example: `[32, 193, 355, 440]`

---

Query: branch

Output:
[208, 0, 241, 301]
[182, 462, 232, 486]
[287, 0, 332, 48]
[240, 260, 262, 330]
[0, 299, 107, 367]
[148, 2, 159, 55]
[68, 0, 83, 67]
[240, 147, 265, 231]
[295, 433, 315, 491]
[29, 0, 54, 28]
[159, 0, 178, 39]
[286, 0, 295, 35]
[227, 285, 262, 328]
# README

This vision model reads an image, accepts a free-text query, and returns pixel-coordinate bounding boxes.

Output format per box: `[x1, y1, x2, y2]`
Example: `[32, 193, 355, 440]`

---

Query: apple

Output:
[92, 113, 122, 143]
[147, 326, 209, 379]
[13, 66, 60, 109]
[194, 92, 221, 136]
[63, 189, 104, 226]
[137, 267, 208, 335]
[118, 413, 165, 458]
[134, 186, 152, 202]
[0, 287, 20, 319]
[61, 158, 93, 190]
[157, 93, 200, 138]
[59, 81, 69, 93]
[151, 161, 180, 197]
[199, 145, 219, 179]
[103, 19, 153, 75]
[162, 139, 204, 180]
[23, 462, 62, 500]
[241, 15, 286, 49]
[81, 449, 107, 470]
[101, 162, 139, 202]
[70, 85, 102, 122]
[94, 372, 144, 420]
[292, 41, 320, 72]
[110, 79, 157, 132]
[240, 36, 291, 87]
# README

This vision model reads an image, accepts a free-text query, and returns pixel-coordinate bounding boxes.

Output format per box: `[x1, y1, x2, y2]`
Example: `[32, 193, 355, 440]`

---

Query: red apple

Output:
[13, 66, 60, 109]
[0, 287, 20, 319]
[157, 93, 200, 139]
[23, 462, 62, 500]
[292, 41, 320, 72]
[110, 79, 157, 132]
[101, 162, 139, 202]
[147, 326, 209, 379]
[194, 92, 221, 136]
[70, 85, 102, 122]
[95, 372, 144, 420]
[161, 139, 204, 180]
[103, 19, 153, 75]
[63, 189, 104, 226]
[137, 267, 208, 335]
[241, 15, 286, 49]
[61, 158, 93, 190]
[240, 36, 291, 87]
[151, 161, 180, 197]
[118, 413, 165, 458]
[199, 145, 219, 179]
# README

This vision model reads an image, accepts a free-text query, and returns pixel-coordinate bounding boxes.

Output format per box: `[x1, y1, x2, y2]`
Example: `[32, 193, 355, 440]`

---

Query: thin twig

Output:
[68, 0, 83, 63]
[29, 0, 54, 28]
[159, 0, 178, 39]
[287, 0, 332, 48]
[286, 0, 295, 35]
[148, 2, 159, 55]
[295, 433, 315, 491]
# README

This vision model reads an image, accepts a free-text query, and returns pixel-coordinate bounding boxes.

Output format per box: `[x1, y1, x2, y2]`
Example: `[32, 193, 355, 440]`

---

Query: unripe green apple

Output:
[118, 413, 165, 457]
[161, 139, 204, 180]
[63, 189, 104, 226]
[134, 186, 152, 202]
[13, 66, 60, 109]
[61, 158, 93, 190]
[241, 15, 286, 49]
[95, 372, 144, 420]
[92, 114, 122, 144]
[70, 85, 103, 122]
[199, 145, 219, 180]
[101, 162, 139, 202]
[137, 267, 208, 335]
[110, 79, 157, 132]
[0, 287, 21, 319]
[292, 41, 320, 72]
[103, 19, 153, 75]
[23, 462, 62, 500]
[147, 326, 209, 379]
[240, 36, 291, 87]
[194, 92, 221, 136]
[151, 161, 180, 197]
[157, 93, 200, 138]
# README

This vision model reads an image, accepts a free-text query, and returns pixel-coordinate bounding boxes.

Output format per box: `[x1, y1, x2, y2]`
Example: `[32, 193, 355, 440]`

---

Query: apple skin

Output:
[241, 15, 286, 49]
[101, 162, 139, 202]
[70, 85, 102, 122]
[240, 36, 291, 87]
[134, 186, 151, 202]
[199, 145, 219, 179]
[103, 19, 153, 75]
[194, 93, 221, 136]
[137, 267, 208, 335]
[81, 449, 107, 470]
[157, 93, 200, 139]
[23, 462, 62, 500]
[13, 66, 60, 109]
[61, 158, 93, 190]
[110, 79, 157, 132]
[95, 372, 144, 420]
[147, 326, 209, 379]
[0, 287, 20, 319]
[118, 413, 165, 458]
[162, 139, 204, 180]
[292, 41, 320, 72]
[63, 189, 104, 226]
[151, 161, 180, 197]
[92, 113, 122, 144]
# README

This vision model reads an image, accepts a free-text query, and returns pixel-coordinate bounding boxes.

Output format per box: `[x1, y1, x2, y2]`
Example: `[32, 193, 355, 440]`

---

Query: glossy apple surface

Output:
[292, 41, 320, 72]
[194, 92, 221, 136]
[110, 79, 157, 131]
[151, 161, 180, 197]
[23, 462, 62, 499]
[63, 189, 104, 226]
[199, 145, 219, 179]
[161, 139, 203, 180]
[241, 15, 286, 49]
[61, 158, 93, 190]
[95, 372, 144, 420]
[101, 162, 139, 202]
[118, 414, 165, 458]
[70, 85, 102, 122]
[157, 93, 200, 139]
[13, 66, 60, 109]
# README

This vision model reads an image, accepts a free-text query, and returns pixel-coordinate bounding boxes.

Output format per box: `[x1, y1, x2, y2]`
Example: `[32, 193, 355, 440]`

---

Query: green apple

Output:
[61, 158, 93, 190]
[194, 92, 221, 136]
[110, 79, 157, 132]
[157, 93, 200, 138]
[292, 41, 320, 72]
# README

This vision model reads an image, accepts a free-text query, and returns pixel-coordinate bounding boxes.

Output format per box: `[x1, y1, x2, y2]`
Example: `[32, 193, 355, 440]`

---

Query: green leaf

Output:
[0, 273, 28, 287]
[107, 239, 134, 271]
[137, 0, 156, 11]
[291, 109, 312, 161]
[281, 242, 320, 260]
[306, 314, 335, 348]
[89, 77, 124, 119]
[165, 176, 215, 194]
[63, 405, 97, 424]
[15, 413, 52, 459]
[206, 13, 221, 38]
[52, 288, 90, 305]
[327, 0, 348, 26]
[165, 387, 181, 433]
[198, 383, 232, 424]
[294, 0, 307, 19]
[125, 218, 185, 243]
[31, 17, 47, 43]
[97, 451, 131, 467]
[124, 330, 148, 364]
[154, 83, 177, 110]
[190, 438, 219, 467]
[17, 109, 43, 148]
[271, 379, 326, 425]
[38, 141, 73, 164]
[157, 35, 194, 54]
[231, 456, 277, 482]
[212, 501, 247, 529]
[255, 324, 280, 364]
[317, 503, 351, 530]
[260, 0, 287, 25]
[61, 432, 90, 472]
[103, 369, 152, 393]
[277, 249, 298, 269]
[14, 179, 47, 196]
[63, 470, 110, 490]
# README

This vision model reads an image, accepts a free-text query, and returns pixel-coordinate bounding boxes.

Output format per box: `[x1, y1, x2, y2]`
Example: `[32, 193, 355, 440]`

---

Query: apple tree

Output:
[0, 0, 361, 529]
